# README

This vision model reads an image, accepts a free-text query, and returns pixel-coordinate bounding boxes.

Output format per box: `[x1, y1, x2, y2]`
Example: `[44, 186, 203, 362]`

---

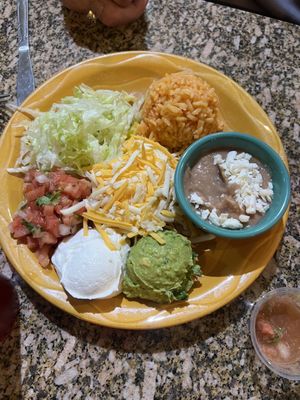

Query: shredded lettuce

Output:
[15, 84, 142, 172]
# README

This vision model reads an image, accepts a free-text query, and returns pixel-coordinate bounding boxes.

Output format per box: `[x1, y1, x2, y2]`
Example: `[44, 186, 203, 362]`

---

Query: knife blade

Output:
[16, 0, 35, 106]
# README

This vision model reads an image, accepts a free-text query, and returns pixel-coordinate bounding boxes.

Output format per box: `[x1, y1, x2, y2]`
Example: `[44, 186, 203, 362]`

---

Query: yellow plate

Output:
[0, 52, 289, 329]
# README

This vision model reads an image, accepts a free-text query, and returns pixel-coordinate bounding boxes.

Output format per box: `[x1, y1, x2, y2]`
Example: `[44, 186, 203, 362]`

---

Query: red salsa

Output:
[256, 294, 300, 365]
[9, 169, 92, 267]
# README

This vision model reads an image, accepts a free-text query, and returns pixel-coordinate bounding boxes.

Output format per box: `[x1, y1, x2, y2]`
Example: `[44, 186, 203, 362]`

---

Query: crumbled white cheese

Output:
[209, 209, 220, 226]
[213, 154, 223, 165]
[239, 214, 250, 223]
[193, 204, 245, 230]
[215, 151, 273, 217]
[219, 213, 229, 225]
[221, 218, 243, 229]
[189, 150, 273, 230]
[201, 209, 210, 220]
[189, 192, 204, 206]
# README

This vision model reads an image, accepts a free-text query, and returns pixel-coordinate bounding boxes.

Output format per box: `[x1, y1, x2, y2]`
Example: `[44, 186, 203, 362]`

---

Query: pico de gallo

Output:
[9, 169, 92, 267]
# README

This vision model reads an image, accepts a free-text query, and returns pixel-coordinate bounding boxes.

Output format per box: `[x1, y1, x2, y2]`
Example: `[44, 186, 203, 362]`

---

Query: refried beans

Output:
[184, 149, 273, 229]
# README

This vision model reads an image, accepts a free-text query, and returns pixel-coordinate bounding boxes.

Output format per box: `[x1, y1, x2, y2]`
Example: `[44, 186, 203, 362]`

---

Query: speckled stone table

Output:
[1, 1, 299, 399]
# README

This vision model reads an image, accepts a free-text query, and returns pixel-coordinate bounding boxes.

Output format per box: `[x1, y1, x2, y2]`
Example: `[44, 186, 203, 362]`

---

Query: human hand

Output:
[62, 0, 148, 27]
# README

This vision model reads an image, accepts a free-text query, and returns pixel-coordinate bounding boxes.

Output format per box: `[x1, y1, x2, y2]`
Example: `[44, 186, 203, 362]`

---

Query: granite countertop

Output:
[1, 0, 299, 398]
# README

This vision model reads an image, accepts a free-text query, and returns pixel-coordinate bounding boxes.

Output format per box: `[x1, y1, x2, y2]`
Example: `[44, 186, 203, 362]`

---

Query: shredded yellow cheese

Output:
[94, 224, 117, 251]
[141, 142, 147, 160]
[138, 159, 161, 175]
[83, 211, 133, 231]
[127, 231, 138, 239]
[149, 232, 166, 245]
[83, 136, 177, 239]
[83, 217, 89, 236]
[161, 210, 176, 218]
[157, 163, 166, 185]
[103, 181, 128, 212]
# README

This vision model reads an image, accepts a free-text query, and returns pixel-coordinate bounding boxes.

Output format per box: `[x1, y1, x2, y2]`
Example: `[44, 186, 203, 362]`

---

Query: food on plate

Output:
[7, 75, 225, 304]
[184, 150, 273, 229]
[137, 71, 224, 151]
[255, 293, 300, 366]
[52, 229, 130, 300]
[9, 169, 92, 267]
[122, 230, 201, 303]
[81, 135, 177, 239]
[11, 84, 142, 172]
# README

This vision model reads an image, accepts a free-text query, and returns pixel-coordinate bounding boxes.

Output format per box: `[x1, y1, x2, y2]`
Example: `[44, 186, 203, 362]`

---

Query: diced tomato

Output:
[12, 226, 29, 239]
[54, 204, 63, 214]
[54, 196, 73, 214]
[62, 215, 81, 226]
[48, 180, 56, 193]
[26, 207, 45, 228]
[26, 236, 39, 251]
[62, 182, 82, 200]
[9, 215, 22, 232]
[27, 200, 39, 210]
[43, 205, 55, 217]
[61, 195, 73, 208]
[45, 216, 60, 237]
[37, 179, 50, 193]
[24, 186, 46, 202]
[9, 216, 29, 238]
[79, 180, 92, 197]
[17, 237, 27, 245]
[38, 232, 57, 248]
[23, 183, 36, 193]
[49, 170, 72, 187]
[74, 207, 86, 215]
[24, 170, 37, 183]
[37, 245, 51, 268]
[257, 319, 275, 340]
[11, 168, 92, 267]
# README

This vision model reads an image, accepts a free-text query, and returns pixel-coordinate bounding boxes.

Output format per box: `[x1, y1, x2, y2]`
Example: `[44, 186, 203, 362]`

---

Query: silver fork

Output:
[17, 0, 35, 105]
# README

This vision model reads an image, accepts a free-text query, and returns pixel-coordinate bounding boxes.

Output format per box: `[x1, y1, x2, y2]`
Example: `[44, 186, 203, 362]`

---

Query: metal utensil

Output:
[16, 0, 35, 106]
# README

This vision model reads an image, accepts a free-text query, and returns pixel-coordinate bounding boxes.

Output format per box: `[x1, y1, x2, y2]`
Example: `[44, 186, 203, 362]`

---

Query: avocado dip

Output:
[122, 230, 201, 304]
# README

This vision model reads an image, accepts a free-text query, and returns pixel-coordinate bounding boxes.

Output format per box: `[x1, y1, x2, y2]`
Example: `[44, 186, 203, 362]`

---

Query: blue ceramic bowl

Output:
[174, 132, 291, 239]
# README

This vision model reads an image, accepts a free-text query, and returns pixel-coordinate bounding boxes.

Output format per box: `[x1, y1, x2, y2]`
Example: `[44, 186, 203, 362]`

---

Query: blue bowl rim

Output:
[174, 132, 291, 239]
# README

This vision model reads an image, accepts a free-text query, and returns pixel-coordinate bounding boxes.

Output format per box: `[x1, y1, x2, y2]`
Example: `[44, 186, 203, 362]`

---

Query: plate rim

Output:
[0, 51, 289, 329]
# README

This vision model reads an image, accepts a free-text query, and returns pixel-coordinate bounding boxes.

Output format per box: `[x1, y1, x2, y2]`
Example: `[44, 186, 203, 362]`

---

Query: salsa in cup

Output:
[250, 288, 300, 380]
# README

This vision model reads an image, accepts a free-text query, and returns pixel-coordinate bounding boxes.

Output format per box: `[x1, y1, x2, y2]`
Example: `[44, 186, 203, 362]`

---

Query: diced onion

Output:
[59, 224, 71, 236]
[60, 200, 86, 216]
[35, 174, 49, 184]
[17, 210, 27, 219]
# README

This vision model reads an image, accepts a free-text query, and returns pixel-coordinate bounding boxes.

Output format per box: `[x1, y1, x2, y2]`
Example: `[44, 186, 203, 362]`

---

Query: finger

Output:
[92, 0, 148, 27]
[62, 0, 91, 13]
[112, 0, 134, 7]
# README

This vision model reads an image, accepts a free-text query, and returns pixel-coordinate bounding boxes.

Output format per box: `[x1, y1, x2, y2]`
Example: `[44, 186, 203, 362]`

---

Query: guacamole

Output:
[122, 230, 201, 304]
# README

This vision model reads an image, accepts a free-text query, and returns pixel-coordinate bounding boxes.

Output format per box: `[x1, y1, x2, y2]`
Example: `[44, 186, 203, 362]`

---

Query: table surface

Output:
[1, 0, 300, 399]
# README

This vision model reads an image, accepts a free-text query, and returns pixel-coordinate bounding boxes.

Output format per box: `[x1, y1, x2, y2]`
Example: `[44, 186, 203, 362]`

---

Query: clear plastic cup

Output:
[250, 287, 300, 381]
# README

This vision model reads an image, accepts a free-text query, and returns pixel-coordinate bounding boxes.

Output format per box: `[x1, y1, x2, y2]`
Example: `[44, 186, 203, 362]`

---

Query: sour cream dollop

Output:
[51, 229, 130, 300]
